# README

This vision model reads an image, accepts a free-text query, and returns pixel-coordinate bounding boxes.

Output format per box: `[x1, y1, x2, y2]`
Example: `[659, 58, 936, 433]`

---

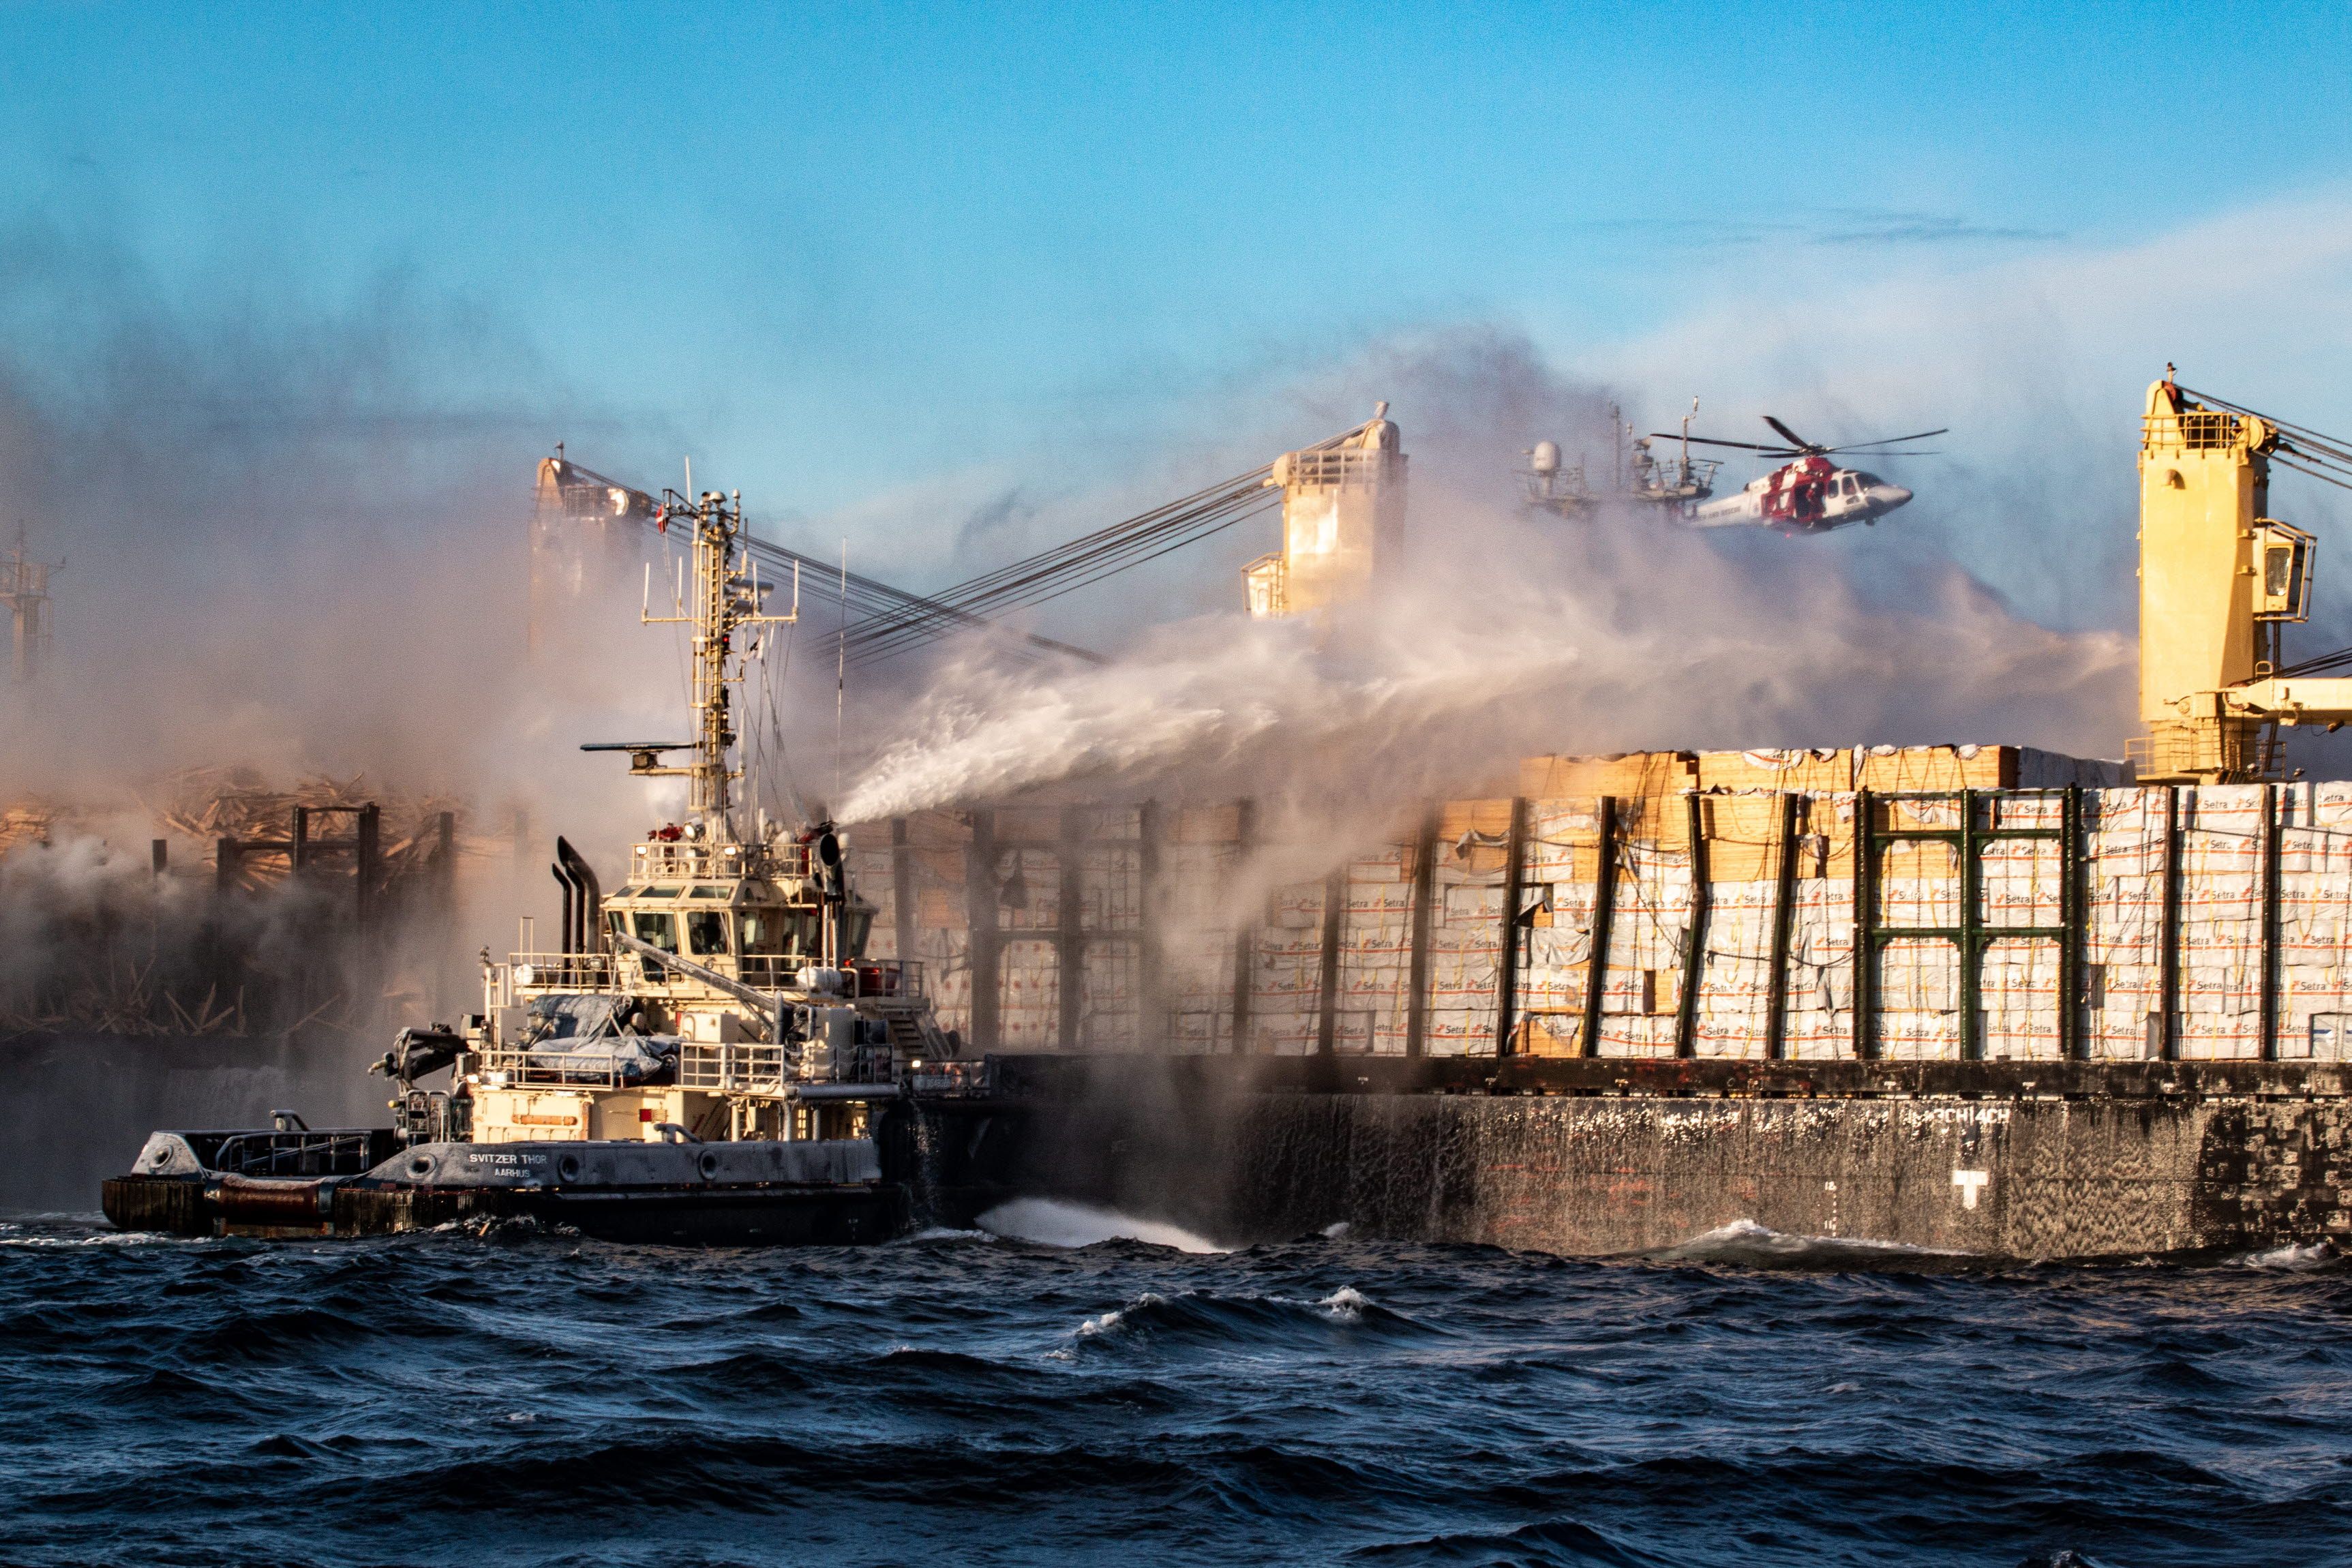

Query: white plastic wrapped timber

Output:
[2287, 783, 2352, 1056]
[880, 765, 2352, 1059]
[1512, 799, 1590, 1051]
[1587, 835, 1691, 1058]
[1076, 936, 1142, 1050]
[996, 935, 1060, 1048]
[1695, 878, 1777, 1058]
[1248, 877, 1327, 1055]
[1421, 801, 1513, 1056]
[1978, 798, 2064, 1059]
[988, 838, 1062, 1049]
[1782, 877, 1855, 1059]
[1069, 813, 1145, 1049]
[1162, 807, 1247, 1053]
[2174, 785, 2263, 1058]
[1665, 791, 1762, 1057]
[1332, 847, 1415, 1055]
[2083, 788, 2165, 1059]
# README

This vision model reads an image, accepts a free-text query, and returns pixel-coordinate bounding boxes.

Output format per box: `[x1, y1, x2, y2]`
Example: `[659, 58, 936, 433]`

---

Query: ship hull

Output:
[927, 1055, 2352, 1261]
[104, 1136, 910, 1246]
[102, 1173, 908, 1245]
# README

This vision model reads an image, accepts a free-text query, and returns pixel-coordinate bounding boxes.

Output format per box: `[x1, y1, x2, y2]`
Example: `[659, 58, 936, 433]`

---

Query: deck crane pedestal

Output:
[2134, 376, 2352, 781]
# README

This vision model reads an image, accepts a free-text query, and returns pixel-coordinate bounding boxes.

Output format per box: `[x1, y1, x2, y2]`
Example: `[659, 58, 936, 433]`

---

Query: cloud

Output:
[1572, 209, 2066, 252]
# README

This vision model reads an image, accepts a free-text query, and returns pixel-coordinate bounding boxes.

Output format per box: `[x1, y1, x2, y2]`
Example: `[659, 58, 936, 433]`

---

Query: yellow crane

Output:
[2135, 370, 2352, 781]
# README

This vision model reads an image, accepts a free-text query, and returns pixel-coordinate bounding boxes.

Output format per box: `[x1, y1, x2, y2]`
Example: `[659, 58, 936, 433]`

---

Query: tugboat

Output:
[102, 485, 961, 1243]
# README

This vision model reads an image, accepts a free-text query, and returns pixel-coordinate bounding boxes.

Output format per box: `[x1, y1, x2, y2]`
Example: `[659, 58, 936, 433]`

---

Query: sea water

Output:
[3, 1203, 2348, 1566]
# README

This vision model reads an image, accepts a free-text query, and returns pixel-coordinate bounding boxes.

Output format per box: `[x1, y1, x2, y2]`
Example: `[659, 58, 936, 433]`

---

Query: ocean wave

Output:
[1645, 1218, 1983, 1272]
[667, 1350, 817, 1398]
[0, 1221, 205, 1248]
[2238, 1240, 2340, 1271]
[187, 1305, 369, 1349]
[896, 1224, 997, 1244]
[975, 1197, 1227, 1253]
[2, 1200, 2344, 1565]
[1348, 1516, 1664, 1566]
[1072, 1285, 1433, 1351]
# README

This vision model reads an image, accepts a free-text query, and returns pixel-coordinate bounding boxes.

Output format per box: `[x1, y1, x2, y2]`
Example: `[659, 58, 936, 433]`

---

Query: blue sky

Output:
[4, 3, 2351, 565]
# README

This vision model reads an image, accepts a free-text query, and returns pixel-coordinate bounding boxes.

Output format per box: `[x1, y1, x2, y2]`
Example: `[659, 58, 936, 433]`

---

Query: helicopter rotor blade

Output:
[1762, 416, 1818, 451]
[1824, 427, 1950, 453]
[1652, 433, 1798, 453]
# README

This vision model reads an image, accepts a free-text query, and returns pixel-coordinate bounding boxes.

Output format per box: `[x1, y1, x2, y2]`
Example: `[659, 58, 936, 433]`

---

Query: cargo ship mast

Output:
[2135, 372, 2352, 781]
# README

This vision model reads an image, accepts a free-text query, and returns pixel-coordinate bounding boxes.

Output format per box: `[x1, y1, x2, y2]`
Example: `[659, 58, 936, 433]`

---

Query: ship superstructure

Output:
[401, 483, 949, 1156]
[1522, 403, 1721, 521]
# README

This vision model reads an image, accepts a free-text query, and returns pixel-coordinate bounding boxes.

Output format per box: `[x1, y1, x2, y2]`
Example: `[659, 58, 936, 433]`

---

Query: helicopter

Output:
[1656, 415, 1944, 534]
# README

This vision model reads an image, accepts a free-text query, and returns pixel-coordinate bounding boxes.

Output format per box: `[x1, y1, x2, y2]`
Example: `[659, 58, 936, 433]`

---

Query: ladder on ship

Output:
[1853, 787, 2084, 1061]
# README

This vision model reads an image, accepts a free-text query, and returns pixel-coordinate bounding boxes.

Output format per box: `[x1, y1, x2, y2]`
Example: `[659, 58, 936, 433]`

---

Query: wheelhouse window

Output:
[687, 911, 729, 957]
[740, 911, 784, 955]
[631, 910, 680, 953]
[740, 909, 819, 957]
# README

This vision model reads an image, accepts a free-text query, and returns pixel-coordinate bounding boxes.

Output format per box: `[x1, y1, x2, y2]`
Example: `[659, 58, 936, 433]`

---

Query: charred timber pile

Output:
[0, 770, 468, 1040]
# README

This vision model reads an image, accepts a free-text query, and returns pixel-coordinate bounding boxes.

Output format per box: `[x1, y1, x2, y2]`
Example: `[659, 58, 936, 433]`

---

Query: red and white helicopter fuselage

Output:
[1688, 454, 1914, 532]
[1659, 414, 1940, 535]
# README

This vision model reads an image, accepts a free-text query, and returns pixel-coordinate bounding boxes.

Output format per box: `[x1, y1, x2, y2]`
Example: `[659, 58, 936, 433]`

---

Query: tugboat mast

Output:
[621, 488, 798, 842]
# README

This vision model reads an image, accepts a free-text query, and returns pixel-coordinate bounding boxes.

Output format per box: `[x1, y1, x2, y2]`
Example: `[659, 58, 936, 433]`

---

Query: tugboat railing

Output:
[677, 1042, 791, 1094]
[507, 952, 619, 989]
[474, 1044, 646, 1089]
[500, 953, 924, 1000]
[207, 1130, 387, 1177]
[474, 1039, 896, 1096]
[627, 841, 813, 881]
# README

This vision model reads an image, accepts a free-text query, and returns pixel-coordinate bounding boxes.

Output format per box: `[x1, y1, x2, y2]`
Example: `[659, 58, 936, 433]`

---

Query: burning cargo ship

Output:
[871, 378, 2352, 1258]
[97, 378, 2352, 1258]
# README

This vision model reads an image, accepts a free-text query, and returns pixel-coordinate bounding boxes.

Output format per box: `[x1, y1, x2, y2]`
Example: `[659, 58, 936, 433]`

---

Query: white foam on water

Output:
[1681, 1220, 1775, 1246]
[2240, 1241, 2335, 1271]
[1654, 1218, 1975, 1265]
[975, 1197, 1228, 1254]
[1318, 1286, 1369, 1321]
[896, 1225, 995, 1245]
[1321, 1221, 1352, 1239]
[0, 1222, 202, 1248]
[1074, 1293, 1165, 1338]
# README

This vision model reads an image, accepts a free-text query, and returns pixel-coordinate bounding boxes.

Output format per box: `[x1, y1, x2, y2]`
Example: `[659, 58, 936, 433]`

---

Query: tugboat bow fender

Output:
[209, 1173, 342, 1223]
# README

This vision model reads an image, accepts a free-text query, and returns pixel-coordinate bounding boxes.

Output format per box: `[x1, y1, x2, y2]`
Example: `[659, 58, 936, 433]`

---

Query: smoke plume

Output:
[840, 329, 2137, 828]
